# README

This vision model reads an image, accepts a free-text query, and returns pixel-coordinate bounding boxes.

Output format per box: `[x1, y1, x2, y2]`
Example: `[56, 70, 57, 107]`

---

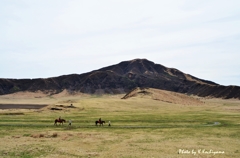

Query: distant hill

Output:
[122, 87, 203, 105]
[0, 59, 240, 99]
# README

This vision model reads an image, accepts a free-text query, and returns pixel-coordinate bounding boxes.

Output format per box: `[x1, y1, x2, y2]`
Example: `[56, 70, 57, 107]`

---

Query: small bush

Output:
[39, 134, 44, 138]
[52, 133, 58, 137]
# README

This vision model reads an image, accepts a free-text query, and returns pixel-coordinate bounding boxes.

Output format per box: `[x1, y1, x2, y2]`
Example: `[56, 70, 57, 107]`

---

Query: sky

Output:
[1, 0, 240, 86]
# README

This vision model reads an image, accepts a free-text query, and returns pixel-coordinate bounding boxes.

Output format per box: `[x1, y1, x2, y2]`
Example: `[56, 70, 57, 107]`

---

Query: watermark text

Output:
[178, 149, 225, 155]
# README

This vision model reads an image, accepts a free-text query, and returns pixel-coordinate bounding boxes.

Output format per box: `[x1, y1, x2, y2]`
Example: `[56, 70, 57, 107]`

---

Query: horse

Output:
[54, 119, 66, 125]
[95, 120, 105, 126]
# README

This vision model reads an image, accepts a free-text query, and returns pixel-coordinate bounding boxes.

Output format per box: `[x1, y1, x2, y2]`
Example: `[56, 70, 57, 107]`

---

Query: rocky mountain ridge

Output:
[0, 59, 239, 99]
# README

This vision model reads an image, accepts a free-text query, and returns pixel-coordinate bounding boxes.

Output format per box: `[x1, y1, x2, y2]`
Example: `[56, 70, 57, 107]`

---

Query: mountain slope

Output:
[0, 59, 239, 99]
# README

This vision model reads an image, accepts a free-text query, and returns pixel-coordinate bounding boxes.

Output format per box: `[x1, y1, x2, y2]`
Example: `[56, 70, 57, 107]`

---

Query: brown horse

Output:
[54, 119, 66, 125]
[95, 120, 105, 126]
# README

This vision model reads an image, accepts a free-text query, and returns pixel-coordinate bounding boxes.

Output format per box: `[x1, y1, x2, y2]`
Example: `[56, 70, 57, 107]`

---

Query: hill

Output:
[0, 59, 240, 99]
[122, 87, 203, 105]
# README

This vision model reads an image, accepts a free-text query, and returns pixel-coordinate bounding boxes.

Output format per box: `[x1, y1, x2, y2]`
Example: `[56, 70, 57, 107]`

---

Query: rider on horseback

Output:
[99, 118, 101, 123]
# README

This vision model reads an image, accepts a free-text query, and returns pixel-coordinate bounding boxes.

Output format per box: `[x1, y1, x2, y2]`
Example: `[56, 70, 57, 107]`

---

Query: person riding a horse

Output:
[54, 118, 65, 125]
[95, 119, 105, 126]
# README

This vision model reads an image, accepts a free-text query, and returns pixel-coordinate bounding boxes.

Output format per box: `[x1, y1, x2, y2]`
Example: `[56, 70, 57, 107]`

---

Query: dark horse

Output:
[54, 119, 66, 125]
[95, 120, 105, 126]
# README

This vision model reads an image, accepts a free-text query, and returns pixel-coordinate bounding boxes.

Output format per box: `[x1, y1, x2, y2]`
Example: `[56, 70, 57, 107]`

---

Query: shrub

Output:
[52, 133, 58, 137]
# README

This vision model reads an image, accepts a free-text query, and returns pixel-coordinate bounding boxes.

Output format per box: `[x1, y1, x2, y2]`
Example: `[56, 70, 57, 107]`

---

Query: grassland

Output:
[0, 92, 239, 158]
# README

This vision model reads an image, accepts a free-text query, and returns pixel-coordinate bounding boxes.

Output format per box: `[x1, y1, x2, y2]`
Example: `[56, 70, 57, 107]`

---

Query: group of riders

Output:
[56, 117, 110, 126]
[55, 104, 110, 126]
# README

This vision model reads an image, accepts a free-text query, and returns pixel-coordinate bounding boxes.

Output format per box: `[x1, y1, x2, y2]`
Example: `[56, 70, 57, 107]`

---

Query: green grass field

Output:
[0, 94, 239, 158]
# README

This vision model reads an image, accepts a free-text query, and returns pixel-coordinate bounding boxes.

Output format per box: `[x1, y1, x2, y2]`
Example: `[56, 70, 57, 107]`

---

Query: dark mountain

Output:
[0, 59, 240, 99]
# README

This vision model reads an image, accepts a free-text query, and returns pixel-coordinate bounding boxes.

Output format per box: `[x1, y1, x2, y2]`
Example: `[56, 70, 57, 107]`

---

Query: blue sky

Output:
[1, 0, 240, 86]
